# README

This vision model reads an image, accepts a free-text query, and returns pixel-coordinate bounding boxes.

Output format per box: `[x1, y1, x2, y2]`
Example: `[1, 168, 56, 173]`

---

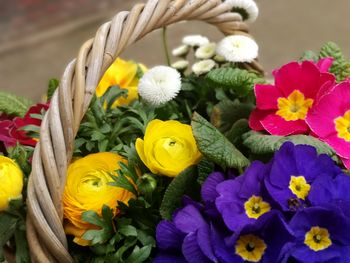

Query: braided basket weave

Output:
[24, 0, 262, 262]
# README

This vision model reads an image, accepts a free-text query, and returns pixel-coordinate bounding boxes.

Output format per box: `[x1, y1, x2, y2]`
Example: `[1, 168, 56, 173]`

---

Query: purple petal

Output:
[156, 221, 185, 250]
[197, 225, 217, 262]
[309, 174, 350, 206]
[201, 172, 225, 203]
[174, 205, 207, 234]
[182, 232, 211, 263]
[289, 244, 341, 263]
[153, 252, 187, 263]
[210, 224, 240, 263]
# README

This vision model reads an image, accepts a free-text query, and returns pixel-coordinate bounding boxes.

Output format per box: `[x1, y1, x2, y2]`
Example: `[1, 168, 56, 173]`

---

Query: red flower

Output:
[249, 60, 335, 136]
[0, 103, 49, 149]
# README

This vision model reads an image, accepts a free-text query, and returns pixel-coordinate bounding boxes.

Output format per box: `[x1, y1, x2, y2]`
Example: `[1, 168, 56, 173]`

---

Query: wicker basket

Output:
[23, 0, 263, 262]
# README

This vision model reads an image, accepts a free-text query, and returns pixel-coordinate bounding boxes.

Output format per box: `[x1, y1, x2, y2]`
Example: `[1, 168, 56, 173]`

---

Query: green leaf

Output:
[47, 78, 59, 101]
[81, 205, 114, 245]
[211, 100, 253, 133]
[118, 225, 138, 237]
[109, 173, 138, 196]
[197, 158, 214, 185]
[299, 50, 318, 62]
[319, 42, 350, 82]
[0, 91, 33, 117]
[14, 225, 30, 263]
[101, 86, 128, 110]
[243, 131, 337, 157]
[225, 119, 250, 144]
[0, 213, 18, 259]
[160, 166, 198, 219]
[124, 245, 152, 263]
[206, 67, 265, 97]
[191, 112, 250, 170]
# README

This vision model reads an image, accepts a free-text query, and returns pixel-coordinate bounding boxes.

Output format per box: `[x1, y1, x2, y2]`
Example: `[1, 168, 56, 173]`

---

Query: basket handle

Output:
[26, 0, 262, 262]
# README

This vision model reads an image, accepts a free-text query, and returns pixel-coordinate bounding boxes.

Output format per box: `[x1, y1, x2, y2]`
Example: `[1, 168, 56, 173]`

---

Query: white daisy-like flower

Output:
[172, 45, 190, 57]
[192, 59, 216, 76]
[216, 35, 258, 63]
[225, 0, 259, 23]
[171, 60, 189, 71]
[195, 42, 217, 59]
[182, 35, 209, 47]
[138, 66, 181, 106]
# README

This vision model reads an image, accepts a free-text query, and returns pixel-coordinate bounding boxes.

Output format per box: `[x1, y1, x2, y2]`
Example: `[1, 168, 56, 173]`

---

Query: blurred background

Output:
[1, 0, 350, 101]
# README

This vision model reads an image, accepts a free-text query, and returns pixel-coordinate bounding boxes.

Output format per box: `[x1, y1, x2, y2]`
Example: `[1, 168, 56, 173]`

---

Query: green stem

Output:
[162, 27, 171, 66]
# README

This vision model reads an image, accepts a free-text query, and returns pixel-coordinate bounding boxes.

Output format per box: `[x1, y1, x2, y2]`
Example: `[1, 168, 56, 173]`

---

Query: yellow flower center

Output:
[276, 90, 314, 121]
[304, 226, 332, 251]
[335, 110, 350, 142]
[244, 195, 271, 219]
[289, 176, 310, 200]
[235, 234, 267, 262]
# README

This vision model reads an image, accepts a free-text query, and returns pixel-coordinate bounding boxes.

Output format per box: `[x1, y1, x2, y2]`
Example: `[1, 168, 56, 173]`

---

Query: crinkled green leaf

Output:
[299, 50, 318, 62]
[206, 67, 265, 97]
[191, 112, 250, 170]
[0, 91, 33, 117]
[243, 131, 337, 157]
[197, 158, 214, 185]
[160, 166, 198, 219]
[319, 42, 350, 82]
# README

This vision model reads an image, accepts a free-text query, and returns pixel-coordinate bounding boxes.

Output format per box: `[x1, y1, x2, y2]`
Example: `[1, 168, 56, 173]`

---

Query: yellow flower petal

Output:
[136, 119, 202, 177]
[96, 58, 147, 107]
[63, 152, 135, 244]
[0, 156, 23, 211]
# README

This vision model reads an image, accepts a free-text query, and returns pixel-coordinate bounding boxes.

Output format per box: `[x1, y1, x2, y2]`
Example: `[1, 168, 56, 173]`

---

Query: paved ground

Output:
[1, 0, 350, 101]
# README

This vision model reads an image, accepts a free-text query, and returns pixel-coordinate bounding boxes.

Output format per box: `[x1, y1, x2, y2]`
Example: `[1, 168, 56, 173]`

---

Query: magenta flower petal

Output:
[249, 109, 272, 131]
[307, 82, 350, 158]
[274, 62, 302, 97]
[324, 134, 350, 158]
[261, 114, 308, 136]
[341, 157, 350, 170]
[255, 84, 282, 110]
[298, 61, 327, 99]
[316, 57, 333, 73]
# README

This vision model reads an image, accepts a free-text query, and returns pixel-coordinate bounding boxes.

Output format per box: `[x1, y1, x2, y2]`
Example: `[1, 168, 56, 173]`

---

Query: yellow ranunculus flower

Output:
[63, 152, 134, 246]
[136, 120, 202, 177]
[96, 58, 147, 107]
[0, 156, 23, 211]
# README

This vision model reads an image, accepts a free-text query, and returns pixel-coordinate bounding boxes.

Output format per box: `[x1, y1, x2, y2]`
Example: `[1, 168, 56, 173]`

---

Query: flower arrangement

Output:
[1, 1, 350, 262]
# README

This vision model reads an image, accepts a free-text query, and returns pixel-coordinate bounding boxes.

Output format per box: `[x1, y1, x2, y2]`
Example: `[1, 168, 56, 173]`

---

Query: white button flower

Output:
[216, 35, 258, 63]
[172, 45, 190, 57]
[225, 0, 259, 23]
[171, 60, 189, 71]
[192, 59, 216, 76]
[195, 43, 217, 60]
[182, 35, 209, 47]
[138, 66, 181, 106]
